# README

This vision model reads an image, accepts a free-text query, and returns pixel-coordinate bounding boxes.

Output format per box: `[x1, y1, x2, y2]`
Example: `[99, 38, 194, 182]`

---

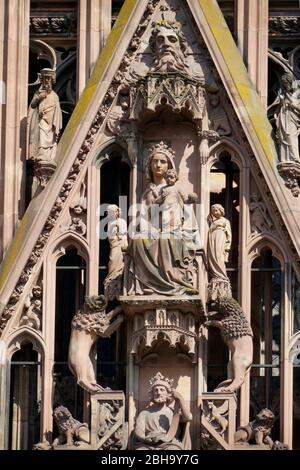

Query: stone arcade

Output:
[0, 0, 300, 451]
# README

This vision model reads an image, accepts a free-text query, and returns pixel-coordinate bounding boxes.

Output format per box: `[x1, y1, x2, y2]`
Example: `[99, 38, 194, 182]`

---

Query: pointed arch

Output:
[93, 138, 131, 169]
[248, 234, 287, 266]
[209, 137, 248, 170]
[48, 232, 90, 266]
[6, 328, 45, 361]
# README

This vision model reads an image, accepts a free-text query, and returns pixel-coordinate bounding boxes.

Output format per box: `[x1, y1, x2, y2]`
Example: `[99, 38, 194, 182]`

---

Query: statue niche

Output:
[124, 141, 203, 297]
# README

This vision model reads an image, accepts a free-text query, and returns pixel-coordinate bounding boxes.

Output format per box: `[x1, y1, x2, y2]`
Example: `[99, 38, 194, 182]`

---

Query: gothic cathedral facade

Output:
[0, 0, 300, 451]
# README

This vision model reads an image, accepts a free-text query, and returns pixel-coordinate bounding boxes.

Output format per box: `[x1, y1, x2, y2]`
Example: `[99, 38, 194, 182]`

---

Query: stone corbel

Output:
[34, 159, 57, 190]
[277, 162, 300, 197]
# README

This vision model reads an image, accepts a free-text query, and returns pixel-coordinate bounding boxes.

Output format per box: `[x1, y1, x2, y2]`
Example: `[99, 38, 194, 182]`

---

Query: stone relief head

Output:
[256, 408, 275, 424]
[165, 168, 178, 185]
[209, 92, 220, 108]
[106, 204, 121, 219]
[32, 285, 42, 298]
[149, 372, 174, 404]
[280, 73, 295, 93]
[145, 141, 176, 183]
[150, 20, 188, 73]
[210, 204, 225, 220]
[39, 68, 56, 93]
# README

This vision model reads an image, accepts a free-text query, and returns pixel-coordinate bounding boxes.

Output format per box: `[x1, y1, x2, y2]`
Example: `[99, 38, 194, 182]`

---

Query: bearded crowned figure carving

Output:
[149, 20, 189, 74]
[133, 372, 192, 450]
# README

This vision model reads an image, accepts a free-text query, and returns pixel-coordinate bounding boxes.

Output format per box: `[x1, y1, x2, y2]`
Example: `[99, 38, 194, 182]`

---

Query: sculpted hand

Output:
[38, 90, 47, 100]
[172, 389, 184, 401]
[199, 139, 210, 164]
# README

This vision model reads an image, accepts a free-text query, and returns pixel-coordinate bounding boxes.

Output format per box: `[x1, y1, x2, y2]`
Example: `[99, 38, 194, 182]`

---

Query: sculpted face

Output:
[41, 75, 53, 93]
[152, 385, 169, 404]
[155, 26, 181, 59]
[282, 76, 293, 92]
[211, 205, 224, 219]
[151, 153, 169, 179]
[166, 171, 177, 186]
[107, 205, 120, 219]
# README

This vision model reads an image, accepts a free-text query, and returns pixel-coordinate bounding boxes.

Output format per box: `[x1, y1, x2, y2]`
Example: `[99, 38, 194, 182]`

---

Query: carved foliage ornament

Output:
[30, 14, 77, 37]
[269, 17, 300, 36]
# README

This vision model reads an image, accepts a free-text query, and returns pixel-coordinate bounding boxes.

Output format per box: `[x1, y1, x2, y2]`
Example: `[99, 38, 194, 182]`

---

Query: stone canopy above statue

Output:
[128, 19, 217, 125]
[123, 141, 205, 298]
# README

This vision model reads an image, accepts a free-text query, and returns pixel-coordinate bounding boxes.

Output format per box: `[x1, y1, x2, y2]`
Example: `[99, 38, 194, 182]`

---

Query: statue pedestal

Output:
[34, 159, 57, 189]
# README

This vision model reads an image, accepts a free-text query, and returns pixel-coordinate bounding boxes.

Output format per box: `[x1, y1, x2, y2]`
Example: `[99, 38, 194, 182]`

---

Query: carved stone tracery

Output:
[30, 14, 77, 37]
[91, 392, 128, 450]
[131, 307, 198, 357]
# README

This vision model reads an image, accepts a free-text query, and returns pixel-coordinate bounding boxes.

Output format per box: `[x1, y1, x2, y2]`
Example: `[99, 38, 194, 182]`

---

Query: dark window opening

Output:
[53, 248, 86, 420]
[9, 343, 41, 450]
[250, 249, 282, 440]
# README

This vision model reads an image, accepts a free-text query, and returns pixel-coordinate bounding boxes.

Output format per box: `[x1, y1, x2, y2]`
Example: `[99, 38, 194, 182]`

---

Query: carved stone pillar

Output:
[236, 0, 269, 108]
[0, 0, 30, 261]
[77, 0, 112, 98]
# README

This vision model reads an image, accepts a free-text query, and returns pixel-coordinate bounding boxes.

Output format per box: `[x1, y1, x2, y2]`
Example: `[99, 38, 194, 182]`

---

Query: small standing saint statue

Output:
[207, 204, 232, 300]
[28, 68, 62, 162]
[275, 73, 300, 163]
[104, 205, 128, 300]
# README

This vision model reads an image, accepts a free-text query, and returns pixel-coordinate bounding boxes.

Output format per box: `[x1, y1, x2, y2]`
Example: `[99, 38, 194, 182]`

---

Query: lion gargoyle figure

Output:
[52, 406, 90, 449]
[68, 295, 124, 393]
[234, 408, 275, 448]
[204, 296, 253, 393]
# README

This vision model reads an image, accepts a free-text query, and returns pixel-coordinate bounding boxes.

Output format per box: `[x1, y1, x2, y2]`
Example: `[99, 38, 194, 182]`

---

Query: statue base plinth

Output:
[119, 294, 204, 317]
[34, 159, 57, 188]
